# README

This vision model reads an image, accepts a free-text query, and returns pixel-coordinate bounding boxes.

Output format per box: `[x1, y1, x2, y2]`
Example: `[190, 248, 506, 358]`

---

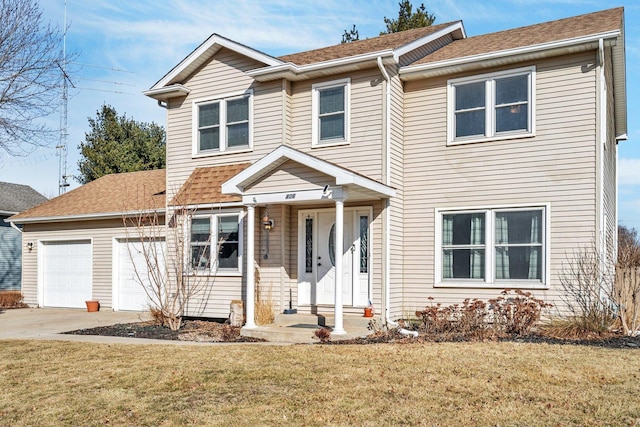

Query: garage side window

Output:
[189, 214, 241, 274]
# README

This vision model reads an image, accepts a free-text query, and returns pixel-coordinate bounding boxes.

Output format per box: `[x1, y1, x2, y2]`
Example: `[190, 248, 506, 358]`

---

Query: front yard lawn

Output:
[0, 340, 638, 426]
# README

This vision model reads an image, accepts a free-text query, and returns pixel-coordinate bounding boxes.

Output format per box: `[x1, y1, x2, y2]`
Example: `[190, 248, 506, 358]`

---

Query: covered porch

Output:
[221, 145, 395, 336]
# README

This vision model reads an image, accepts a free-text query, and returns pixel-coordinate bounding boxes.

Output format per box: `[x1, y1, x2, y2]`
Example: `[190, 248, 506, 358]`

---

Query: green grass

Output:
[0, 340, 639, 426]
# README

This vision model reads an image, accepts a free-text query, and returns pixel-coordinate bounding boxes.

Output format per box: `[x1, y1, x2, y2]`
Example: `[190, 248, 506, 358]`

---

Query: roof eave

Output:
[9, 209, 166, 225]
[143, 84, 191, 101]
[393, 21, 466, 62]
[399, 30, 621, 80]
[248, 50, 396, 82]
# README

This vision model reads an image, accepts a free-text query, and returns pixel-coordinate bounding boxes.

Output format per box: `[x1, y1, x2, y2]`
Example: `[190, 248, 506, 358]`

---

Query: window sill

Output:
[435, 280, 548, 290]
[311, 140, 350, 149]
[447, 132, 535, 147]
[192, 147, 252, 159]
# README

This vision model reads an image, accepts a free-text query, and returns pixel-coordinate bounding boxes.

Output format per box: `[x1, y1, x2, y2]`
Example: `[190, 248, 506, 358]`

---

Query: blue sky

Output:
[0, 0, 638, 227]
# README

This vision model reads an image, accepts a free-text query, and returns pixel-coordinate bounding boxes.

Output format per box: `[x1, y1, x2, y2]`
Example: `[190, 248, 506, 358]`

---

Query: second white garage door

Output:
[116, 239, 165, 311]
[42, 240, 92, 308]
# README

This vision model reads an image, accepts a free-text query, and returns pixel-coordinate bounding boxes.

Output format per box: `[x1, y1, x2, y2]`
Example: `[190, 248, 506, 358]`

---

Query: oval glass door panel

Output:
[328, 223, 336, 266]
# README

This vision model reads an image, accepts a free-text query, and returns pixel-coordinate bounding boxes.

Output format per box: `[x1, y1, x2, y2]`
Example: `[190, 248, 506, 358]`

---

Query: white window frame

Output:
[311, 78, 350, 147]
[187, 211, 244, 276]
[447, 67, 536, 145]
[192, 90, 253, 157]
[435, 204, 550, 289]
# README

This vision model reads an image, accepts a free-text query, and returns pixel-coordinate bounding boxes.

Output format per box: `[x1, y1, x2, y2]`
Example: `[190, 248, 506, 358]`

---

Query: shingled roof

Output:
[0, 182, 47, 215]
[171, 163, 250, 207]
[278, 22, 458, 65]
[412, 7, 623, 66]
[9, 169, 166, 223]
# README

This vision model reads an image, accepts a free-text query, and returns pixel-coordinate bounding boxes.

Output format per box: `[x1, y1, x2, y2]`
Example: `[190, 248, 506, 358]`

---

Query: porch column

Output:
[245, 204, 257, 329]
[333, 198, 346, 335]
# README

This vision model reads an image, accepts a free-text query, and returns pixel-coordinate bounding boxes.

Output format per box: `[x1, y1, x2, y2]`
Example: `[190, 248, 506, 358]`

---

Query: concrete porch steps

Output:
[240, 313, 378, 344]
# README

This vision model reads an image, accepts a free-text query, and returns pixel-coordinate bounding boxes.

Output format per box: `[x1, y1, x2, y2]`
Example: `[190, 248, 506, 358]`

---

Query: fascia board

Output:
[150, 34, 283, 90]
[248, 50, 395, 79]
[9, 210, 166, 225]
[143, 84, 191, 100]
[393, 22, 466, 62]
[399, 30, 621, 78]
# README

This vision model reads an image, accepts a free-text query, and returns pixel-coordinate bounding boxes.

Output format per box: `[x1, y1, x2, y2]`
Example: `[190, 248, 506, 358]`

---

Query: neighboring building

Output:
[0, 182, 47, 290]
[9, 8, 626, 334]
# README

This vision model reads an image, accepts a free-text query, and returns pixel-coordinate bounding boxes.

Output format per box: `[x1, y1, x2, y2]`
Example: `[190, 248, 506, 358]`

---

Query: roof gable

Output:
[9, 169, 166, 223]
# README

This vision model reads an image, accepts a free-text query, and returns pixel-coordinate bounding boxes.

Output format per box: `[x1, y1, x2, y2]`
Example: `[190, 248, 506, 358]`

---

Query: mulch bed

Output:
[65, 319, 640, 348]
[65, 320, 265, 343]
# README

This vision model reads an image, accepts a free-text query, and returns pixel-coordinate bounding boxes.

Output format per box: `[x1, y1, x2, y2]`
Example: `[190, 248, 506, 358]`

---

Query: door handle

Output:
[318, 262, 322, 266]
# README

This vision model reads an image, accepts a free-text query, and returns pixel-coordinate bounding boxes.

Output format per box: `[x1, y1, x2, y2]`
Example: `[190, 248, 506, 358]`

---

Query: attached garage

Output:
[41, 240, 92, 308]
[115, 238, 165, 311]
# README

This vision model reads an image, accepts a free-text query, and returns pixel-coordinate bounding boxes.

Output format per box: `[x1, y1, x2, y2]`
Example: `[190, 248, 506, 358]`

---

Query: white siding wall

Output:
[400, 51, 599, 315]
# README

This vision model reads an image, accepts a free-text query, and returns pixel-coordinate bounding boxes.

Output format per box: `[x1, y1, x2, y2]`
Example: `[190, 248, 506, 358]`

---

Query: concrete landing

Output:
[240, 313, 378, 344]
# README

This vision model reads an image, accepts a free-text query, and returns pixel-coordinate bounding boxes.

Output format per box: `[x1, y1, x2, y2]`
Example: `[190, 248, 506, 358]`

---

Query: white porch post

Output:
[245, 204, 257, 329]
[333, 198, 346, 335]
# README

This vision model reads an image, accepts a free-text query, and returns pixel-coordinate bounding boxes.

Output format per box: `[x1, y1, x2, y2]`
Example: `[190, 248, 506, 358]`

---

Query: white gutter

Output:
[377, 56, 394, 326]
[9, 221, 22, 234]
[9, 209, 167, 225]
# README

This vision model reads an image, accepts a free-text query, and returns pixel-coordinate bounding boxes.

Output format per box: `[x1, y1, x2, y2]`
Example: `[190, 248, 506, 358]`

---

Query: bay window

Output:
[448, 67, 534, 144]
[438, 206, 546, 287]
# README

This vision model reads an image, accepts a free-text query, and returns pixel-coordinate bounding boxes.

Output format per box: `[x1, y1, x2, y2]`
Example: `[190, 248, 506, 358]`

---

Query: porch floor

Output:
[241, 313, 378, 344]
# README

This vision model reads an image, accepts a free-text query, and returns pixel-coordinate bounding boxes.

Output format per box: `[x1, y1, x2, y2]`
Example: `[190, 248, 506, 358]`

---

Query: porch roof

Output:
[170, 163, 251, 207]
[221, 145, 396, 203]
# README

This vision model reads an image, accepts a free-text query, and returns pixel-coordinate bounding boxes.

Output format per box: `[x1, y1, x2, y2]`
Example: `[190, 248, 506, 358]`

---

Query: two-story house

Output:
[10, 8, 626, 335]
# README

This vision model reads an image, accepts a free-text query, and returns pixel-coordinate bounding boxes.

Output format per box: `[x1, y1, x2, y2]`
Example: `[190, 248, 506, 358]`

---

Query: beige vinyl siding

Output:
[400, 51, 599, 315]
[388, 68, 405, 316]
[245, 160, 332, 194]
[165, 48, 284, 198]
[21, 219, 157, 308]
[603, 47, 617, 257]
[289, 69, 384, 181]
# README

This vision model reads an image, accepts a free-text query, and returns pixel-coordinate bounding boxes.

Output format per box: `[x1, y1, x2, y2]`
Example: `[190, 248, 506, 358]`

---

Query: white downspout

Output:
[9, 221, 22, 233]
[597, 39, 606, 260]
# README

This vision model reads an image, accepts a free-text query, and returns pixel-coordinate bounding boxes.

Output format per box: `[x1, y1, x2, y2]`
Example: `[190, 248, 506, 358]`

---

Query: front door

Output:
[316, 211, 353, 305]
[298, 208, 371, 307]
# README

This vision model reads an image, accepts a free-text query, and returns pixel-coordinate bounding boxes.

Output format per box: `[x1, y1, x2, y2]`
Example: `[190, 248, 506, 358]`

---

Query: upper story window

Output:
[189, 212, 242, 275]
[436, 206, 547, 288]
[312, 78, 350, 147]
[448, 67, 535, 145]
[193, 91, 252, 155]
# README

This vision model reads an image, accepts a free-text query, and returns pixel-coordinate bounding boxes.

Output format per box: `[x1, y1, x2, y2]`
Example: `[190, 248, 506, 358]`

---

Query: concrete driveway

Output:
[0, 307, 150, 343]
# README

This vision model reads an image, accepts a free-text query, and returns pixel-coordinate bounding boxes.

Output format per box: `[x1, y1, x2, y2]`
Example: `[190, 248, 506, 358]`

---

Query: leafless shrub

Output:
[489, 290, 552, 335]
[254, 268, 274, 325]
[0, 291, 27, 308]
[313, 327, 331, 343]
[559, 240, 616, 334]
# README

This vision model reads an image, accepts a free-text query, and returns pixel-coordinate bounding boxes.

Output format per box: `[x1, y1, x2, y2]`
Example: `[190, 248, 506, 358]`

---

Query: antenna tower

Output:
[57, 0, 69, 195]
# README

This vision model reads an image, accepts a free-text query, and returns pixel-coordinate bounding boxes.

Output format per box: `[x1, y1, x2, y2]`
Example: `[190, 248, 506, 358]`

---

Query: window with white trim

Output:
[194, 92, 252, 154]
[189, 213, 242, 273]
[312, 78, 350, 146]
[448, 67, 534, 144]
[438, 207, 545, 287]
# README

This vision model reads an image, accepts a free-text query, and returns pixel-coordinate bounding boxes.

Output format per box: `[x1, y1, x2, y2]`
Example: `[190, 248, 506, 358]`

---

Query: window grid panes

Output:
[190, 214, 240, 273]
[318, 86, 345, 141]
[451, 69, 532, 141]
[441, 208, 544, 285]
[196, 94, 250, 153]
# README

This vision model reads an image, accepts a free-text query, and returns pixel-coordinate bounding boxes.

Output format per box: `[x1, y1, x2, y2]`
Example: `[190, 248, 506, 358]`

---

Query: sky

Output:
[0, 0, 638, 227]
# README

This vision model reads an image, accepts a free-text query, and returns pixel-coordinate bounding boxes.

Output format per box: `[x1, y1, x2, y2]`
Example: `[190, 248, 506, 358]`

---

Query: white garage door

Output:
[42, 240, 92, 308]
[117, 239, 165, 311]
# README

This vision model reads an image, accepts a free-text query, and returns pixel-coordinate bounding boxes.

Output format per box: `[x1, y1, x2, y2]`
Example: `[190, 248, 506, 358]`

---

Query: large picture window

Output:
[448, 67, 534, 144]
[194, 92, 252, 155]
[438, 207, 546, 287]
[189, 213, 241, 273]
[312, 79, 350, 146]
